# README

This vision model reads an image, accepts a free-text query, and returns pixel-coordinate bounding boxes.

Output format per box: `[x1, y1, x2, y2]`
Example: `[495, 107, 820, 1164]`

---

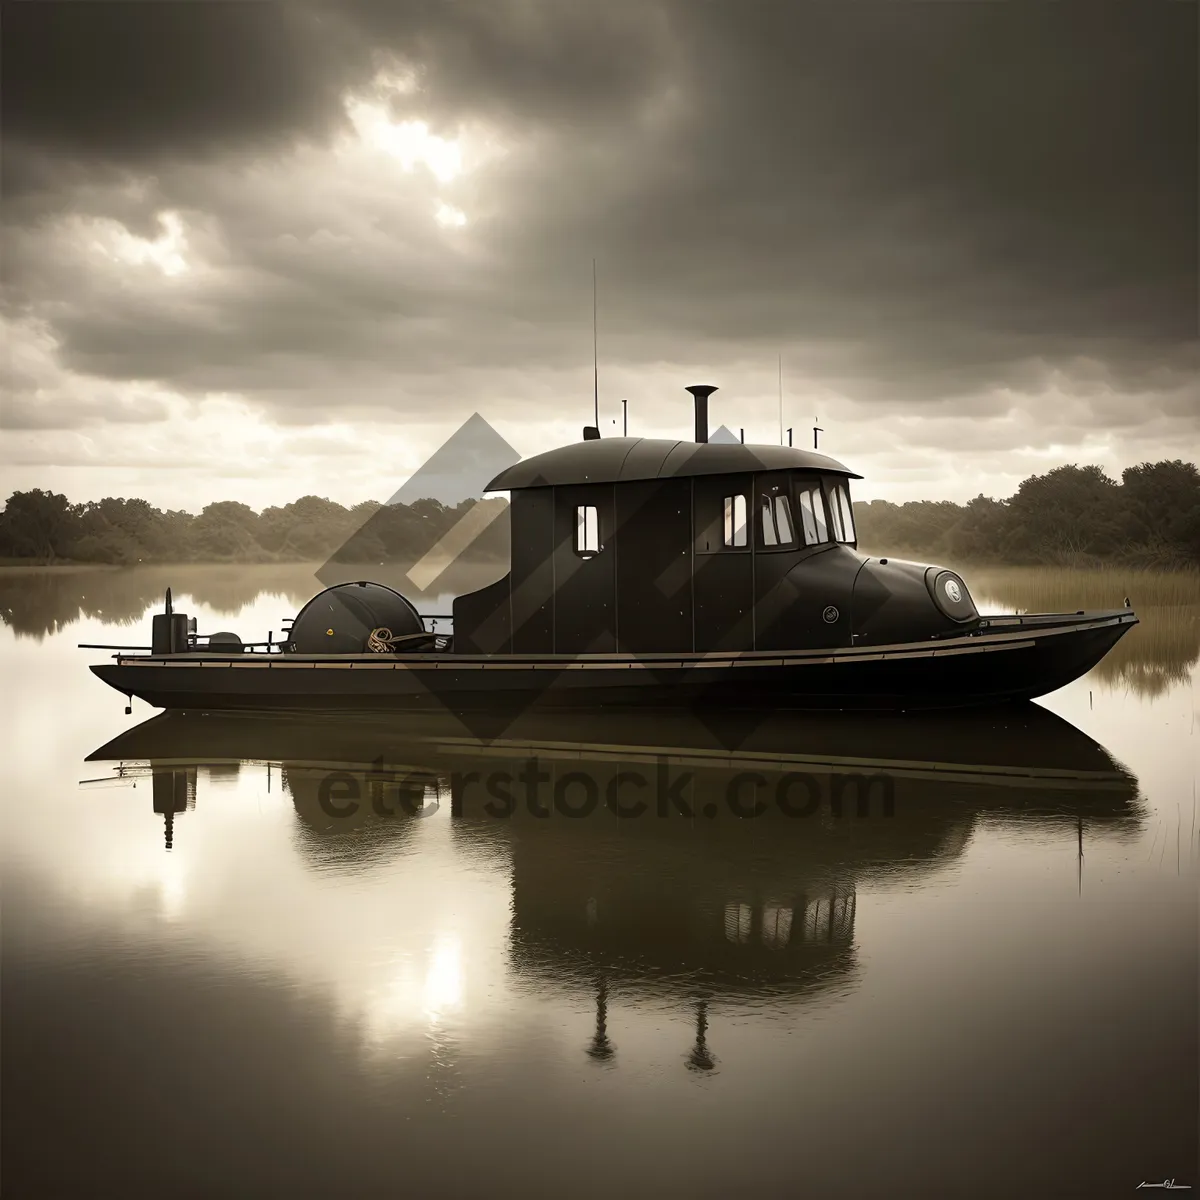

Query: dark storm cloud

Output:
[2, 0, 1196, 434]
[473, 1, 1197, 369]
[344, 0, 677, 127]
[1, 3, 356, 178]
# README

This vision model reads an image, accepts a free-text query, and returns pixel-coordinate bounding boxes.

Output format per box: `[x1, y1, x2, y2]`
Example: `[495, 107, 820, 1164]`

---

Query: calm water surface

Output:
[2, 566, 1197, 1198]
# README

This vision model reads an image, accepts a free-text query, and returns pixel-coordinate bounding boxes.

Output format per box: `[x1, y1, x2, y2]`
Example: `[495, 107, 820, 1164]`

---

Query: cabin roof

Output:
[485, 437, 861, 491]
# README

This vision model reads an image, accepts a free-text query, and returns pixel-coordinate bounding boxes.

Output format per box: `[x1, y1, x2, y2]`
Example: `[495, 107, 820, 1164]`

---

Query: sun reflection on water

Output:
[358, 934, 466, 1050]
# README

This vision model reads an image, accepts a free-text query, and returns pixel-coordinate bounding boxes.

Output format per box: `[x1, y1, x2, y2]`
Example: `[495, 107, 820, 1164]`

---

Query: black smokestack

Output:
[686, 385, 718, 444]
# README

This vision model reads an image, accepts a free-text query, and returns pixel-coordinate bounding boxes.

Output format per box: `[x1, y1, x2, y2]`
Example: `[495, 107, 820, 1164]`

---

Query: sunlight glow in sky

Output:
[337, 68, 508, 233]
[346, 102, 464, 183]
[90, 210, 190, 276]
[435, 202, 468, 228]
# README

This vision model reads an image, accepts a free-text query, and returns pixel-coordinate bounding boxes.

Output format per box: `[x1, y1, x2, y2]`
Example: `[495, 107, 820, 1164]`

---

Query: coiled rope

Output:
[368, 626, 397, 653]
[368, 626, 444, 653]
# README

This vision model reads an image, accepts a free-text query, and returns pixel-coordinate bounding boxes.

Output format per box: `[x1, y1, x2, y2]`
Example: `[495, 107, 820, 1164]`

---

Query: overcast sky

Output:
[2, 0, 1196, 511]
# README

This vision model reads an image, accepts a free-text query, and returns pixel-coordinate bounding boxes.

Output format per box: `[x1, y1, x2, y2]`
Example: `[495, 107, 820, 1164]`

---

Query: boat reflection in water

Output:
[87, 705, 1144, 1062]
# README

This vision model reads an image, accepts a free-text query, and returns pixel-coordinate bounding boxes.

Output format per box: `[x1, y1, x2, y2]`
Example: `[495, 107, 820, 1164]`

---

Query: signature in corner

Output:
[1137, 1182, 1192, 1191]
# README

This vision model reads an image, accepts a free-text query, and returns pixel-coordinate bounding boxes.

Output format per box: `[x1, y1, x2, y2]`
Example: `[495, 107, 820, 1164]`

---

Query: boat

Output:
[87, 385, 1138, 713]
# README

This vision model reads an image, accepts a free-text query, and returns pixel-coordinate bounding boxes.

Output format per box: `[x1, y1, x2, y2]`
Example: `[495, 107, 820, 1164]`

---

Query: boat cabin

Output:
[452, 386, 874, 655]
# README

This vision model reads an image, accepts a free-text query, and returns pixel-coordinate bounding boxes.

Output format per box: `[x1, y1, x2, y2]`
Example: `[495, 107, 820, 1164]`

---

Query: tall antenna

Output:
[778, 354, 784, 445]
[592, 258, 599, 428]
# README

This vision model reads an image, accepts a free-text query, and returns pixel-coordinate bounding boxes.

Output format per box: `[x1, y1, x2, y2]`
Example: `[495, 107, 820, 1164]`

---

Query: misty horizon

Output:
[4, 455, 1196, 569]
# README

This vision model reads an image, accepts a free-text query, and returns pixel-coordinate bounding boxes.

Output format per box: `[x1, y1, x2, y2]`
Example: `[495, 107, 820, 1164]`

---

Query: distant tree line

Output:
[1, 459, 1196, 567]
[0, 492, 510, 565]
[854, 461, 1199, 566]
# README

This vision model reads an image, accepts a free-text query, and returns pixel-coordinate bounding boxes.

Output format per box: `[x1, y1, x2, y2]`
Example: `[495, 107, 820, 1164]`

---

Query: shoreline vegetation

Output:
[854, 459, 1199, 569]
[0, 493, 511, 569]
[1, 459, 1196, 569]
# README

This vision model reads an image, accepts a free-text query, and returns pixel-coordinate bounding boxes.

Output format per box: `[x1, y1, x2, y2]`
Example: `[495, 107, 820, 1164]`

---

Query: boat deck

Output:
[97, 610, 1135, 671]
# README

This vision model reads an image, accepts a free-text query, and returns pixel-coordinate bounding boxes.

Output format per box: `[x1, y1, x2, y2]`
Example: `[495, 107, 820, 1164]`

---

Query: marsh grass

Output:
[967, 565, 1200, 611]
[966, 565, 1200, 698]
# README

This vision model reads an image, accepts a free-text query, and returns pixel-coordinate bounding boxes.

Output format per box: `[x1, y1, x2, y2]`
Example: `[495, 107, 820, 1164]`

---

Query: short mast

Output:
[778, 355, 784, 445]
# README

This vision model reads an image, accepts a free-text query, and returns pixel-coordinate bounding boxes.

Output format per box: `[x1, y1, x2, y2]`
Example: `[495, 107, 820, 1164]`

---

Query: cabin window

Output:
[796, 485, 829, 546]
[828, 483, 856, 543]
[723, 495, 748, 547]
[695, 478, 752, 553]
[575, 505, 601, 556]
[759, 493, 796, 548]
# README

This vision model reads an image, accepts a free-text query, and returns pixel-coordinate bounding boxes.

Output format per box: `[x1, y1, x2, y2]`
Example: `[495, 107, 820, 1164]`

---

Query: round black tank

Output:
[287, 582, 423, 654]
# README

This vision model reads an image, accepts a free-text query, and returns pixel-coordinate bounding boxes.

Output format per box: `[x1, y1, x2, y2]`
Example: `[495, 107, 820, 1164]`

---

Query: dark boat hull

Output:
[91, 611, 1137, 713]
